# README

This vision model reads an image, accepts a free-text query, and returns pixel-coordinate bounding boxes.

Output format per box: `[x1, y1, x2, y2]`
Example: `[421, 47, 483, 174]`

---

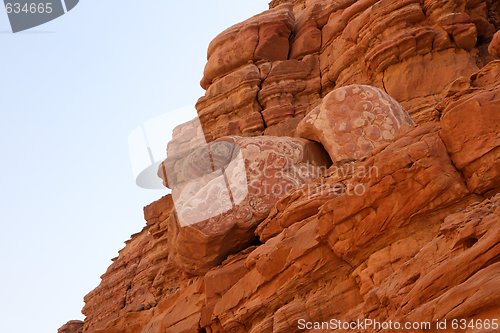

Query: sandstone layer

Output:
[57, 321, 83, 333]
[162, 135, 330, 275]
[62, 1, 500, 332]
[196, 0, 498, 142]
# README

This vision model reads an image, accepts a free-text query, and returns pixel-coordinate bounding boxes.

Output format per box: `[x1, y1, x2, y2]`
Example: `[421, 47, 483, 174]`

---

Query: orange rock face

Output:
[439, 60, 500, 195]
[296, 85, 415, 163]
[201, 4, 294, 89]
[490, 31, 500, 58]
[196, 0, 498, 144]
[62, 1, 500, 332]
[164, 135, 330, 275]
[57, 321, 83, 333]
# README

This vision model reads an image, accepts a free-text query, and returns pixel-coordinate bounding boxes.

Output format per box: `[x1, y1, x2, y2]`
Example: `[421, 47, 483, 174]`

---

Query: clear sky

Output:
[0, 1, 267, 332]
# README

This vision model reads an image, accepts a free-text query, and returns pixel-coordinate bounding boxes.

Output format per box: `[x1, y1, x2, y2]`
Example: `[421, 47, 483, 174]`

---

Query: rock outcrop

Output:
[62, 1, 500, 332]
[439, 60, 500, 195]
[163, 135, 330, 275]
[196, 0, 497, 143]
[296, 84, 415, 162]
[201, 4, 294, 89]
[490, 30, 500, 58]
[57, 321, 83, 333]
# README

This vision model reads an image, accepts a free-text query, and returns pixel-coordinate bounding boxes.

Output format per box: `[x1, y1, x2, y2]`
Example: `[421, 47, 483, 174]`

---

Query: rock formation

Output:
[490, 30, 500, 58]
[57, 320, 83, 333]
[62, 0, 499, 332]
[296, 84, 415, 162]
[162, 135, 330, 275]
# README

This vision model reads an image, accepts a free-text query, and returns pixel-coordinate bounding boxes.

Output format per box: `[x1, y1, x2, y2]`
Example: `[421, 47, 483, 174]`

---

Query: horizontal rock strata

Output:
[64, 1, 500, 332]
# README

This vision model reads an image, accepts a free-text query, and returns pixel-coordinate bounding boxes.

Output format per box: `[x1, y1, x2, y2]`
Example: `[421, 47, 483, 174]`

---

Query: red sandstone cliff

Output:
[60, 1, 500, 332]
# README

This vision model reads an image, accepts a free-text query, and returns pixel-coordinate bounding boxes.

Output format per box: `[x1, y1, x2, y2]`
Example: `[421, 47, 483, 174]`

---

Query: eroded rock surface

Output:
[57, 321, 83, 333]
[201, 4, 294, 89]
[164, 135, 330, 275]
[490, 30, 500, 58]
[439, 60, 500, 194]
[82, 196, 180, 333]
[196, 0, 497, 144]
[297, 84, 415, 163]
[62, 1, 500, 332]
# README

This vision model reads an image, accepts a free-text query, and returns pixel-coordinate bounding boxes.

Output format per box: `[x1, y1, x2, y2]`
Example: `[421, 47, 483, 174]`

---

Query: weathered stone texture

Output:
[61, 1, 500, 332]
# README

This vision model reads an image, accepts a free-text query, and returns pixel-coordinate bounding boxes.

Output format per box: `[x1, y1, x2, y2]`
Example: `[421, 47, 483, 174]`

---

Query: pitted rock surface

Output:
[164, 135, 330, 274]
[297, 84, 414, 163]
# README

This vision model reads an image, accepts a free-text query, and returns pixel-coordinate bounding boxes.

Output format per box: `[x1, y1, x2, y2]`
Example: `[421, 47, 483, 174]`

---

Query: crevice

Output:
[250, 23, 267, 131]
[381, 70, 389, 94]
[248, 234, 264, 247]
[402, 273, 421, 288]
[436, 131, 472, 193]
[318, 25, 325, 98]
[463, 236, 478, 249]
[197, 319, 207, 333]
[255, 63, 273, 130]
[478, 252, 500, 270]
[288, 30, 296, 60]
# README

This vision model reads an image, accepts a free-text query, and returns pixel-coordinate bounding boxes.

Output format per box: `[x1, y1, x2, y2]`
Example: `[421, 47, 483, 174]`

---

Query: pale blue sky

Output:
[0, 1, 267, 332]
